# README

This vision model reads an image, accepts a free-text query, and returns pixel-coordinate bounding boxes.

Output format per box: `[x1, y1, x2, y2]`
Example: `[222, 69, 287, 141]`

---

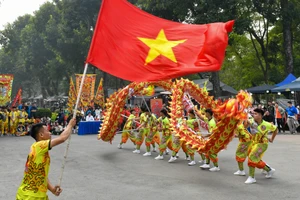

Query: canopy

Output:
[275, 73, 296, 86]
[272, 79, 300, 92]
[245, 84, 275, 94]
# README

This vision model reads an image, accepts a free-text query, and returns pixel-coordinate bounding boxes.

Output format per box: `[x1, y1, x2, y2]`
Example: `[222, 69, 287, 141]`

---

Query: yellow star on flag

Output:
[138, 29, 187, 65]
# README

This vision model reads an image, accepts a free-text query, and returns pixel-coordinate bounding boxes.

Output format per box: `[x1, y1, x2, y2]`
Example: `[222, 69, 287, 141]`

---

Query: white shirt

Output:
[95, 109, 101, 118]
[86, 115, 94, 121]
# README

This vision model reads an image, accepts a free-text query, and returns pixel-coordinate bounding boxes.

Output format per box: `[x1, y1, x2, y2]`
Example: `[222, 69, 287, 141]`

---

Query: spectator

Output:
[286, 101, 298, 134]
[263, 110, 275, 124]
[30, 103, 38, 119]
[58, 110, 65, 127]
[18, 103, 23, 110]
[274, 102, 286, 133]
[27, 103, 31, 118]
[85, 107, 92, 117]
[91, 107, 96, 118]
[267, 101, 275, 123]
[95, 107, 102, 120]
[86, 112, 94, 121]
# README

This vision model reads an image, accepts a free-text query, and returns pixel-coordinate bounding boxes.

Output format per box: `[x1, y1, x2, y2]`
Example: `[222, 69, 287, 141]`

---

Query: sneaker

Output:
[185, 156, 191, 161]
[265, 168, 275, 178]
[198, 160, 205, 164]
[261, 170, 268, 175]
[152, 147, 157, 152]
[155, 155, 164, 160]
[234, 170, 246, 176]
[176, 153, 179, 158]
[117, 144, 122, 149]
[168, 156, 177, 163]
[245, 176, 256, 184]
[209, 166, 220, 172]
[133, 149, 140, 154]
[188, 160, 196, 166]
[200, 164, 210, 169]
[143, 152, 151, 156]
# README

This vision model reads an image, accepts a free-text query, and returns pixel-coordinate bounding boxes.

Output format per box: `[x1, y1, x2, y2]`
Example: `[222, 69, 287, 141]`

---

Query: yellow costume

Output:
[19, 110, 28, 125]
[16, 140, 51, 200]
[10, 110, 19, 135]
[1, 111, 9, 135]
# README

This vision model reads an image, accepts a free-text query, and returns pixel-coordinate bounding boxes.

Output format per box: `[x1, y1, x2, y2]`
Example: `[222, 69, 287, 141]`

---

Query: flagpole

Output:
[142, 96, 151, 113]
[57, 63, 89, 187]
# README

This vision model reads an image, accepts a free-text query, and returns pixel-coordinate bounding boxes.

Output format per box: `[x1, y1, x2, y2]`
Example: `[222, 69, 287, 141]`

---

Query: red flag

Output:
[86, 0, 234, 82]
[11, 88, 22, 108]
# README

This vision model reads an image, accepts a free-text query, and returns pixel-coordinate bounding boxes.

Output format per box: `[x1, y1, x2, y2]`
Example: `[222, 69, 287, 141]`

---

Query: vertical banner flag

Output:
[67, 77, 77, 112]
[0, 74, 14, 106]
[11, 88, 22, 108]
[86, 0, 234, 81]
[75, 74, 96, 108]
[94, 78, 105, 108]
[150, 99, 163, 117]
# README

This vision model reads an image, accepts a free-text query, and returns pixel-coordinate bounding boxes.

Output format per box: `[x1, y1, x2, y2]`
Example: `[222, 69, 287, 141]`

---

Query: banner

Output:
[67, 77, 77, 112]
[150, 99, 163, 117]
[0, 74, 14, 106]
[11, 88, 22, 108]
[75, 74, 96, 108]
[94, 78, 105, 108]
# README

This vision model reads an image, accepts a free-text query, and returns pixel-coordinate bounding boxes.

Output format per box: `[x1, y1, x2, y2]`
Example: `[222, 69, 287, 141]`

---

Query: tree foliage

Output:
[0, 0, 299, 99]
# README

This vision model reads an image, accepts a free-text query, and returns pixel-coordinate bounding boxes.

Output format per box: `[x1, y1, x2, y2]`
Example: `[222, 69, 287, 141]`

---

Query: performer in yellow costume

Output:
[154, 109, 173, 160]
[10, 106, 19, 136]
[197, 109, 220, 172]
[2, 108, 9, 136]
[233, 121, 252, 176]
[244, 108, 278, 184]
[143, 112, 160, 156]
[185, 110, 199, 166]
[16, 119, 76, 200]
[19, 107, 28, 125]
[168, 117, 189, 163]
[118, 109, 136, 149]
[133, 107, 148, 154]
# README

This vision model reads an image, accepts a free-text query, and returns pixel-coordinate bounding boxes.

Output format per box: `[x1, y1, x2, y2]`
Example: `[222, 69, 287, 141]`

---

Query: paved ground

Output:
[1, 133, 300, 200]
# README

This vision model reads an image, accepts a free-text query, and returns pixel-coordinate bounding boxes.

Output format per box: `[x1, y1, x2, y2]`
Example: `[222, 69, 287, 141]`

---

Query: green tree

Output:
[280, 0, 294, 74]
